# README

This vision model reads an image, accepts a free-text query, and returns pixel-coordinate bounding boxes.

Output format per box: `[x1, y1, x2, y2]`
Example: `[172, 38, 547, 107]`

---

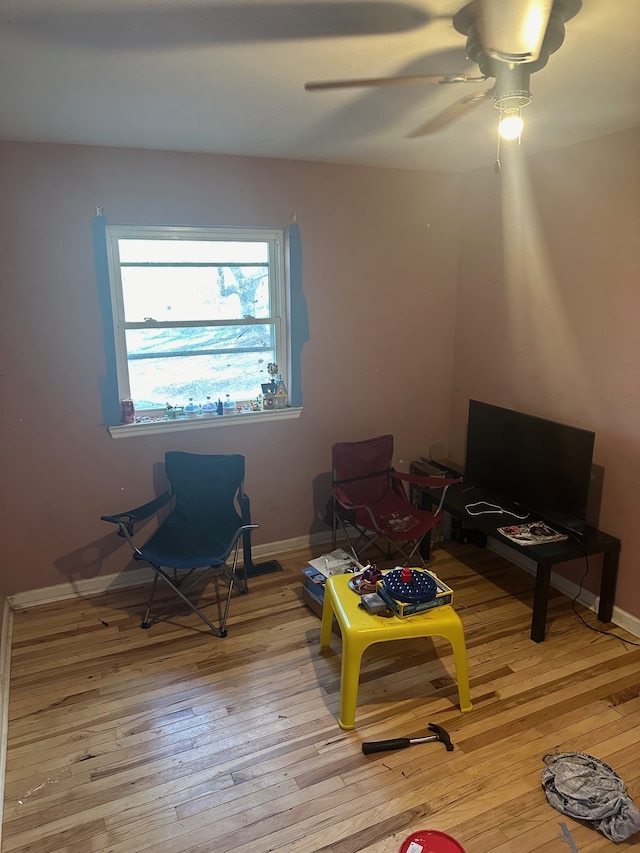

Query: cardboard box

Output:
[301, 566, 327, 588]
[301, 584, 340, 636]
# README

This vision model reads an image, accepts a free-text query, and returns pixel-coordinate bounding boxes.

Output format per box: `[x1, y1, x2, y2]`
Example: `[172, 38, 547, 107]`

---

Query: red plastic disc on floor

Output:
[398, 830, 466, 853]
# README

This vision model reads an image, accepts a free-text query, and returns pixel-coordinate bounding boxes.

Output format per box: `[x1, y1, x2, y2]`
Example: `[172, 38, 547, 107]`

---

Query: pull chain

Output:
[494, 124, 502, 174]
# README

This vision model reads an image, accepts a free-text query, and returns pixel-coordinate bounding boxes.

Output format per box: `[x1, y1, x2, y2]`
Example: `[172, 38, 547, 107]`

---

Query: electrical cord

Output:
[433, 483, 452, 517]
[460, 497, 636, 645]
[465, 501, 530, 519]
[568, 534, 640, 646]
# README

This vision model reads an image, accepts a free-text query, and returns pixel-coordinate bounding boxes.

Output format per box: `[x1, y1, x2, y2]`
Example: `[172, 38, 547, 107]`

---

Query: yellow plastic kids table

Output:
[319, 573, 473, 730]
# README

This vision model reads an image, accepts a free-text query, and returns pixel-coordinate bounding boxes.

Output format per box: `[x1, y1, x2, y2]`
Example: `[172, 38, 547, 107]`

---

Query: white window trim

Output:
[105, 223, 291, 425]
[107, 406, 302, 439]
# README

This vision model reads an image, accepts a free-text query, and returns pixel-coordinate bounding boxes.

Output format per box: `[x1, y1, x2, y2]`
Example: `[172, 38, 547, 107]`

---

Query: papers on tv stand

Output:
[498, 522, 568, 546]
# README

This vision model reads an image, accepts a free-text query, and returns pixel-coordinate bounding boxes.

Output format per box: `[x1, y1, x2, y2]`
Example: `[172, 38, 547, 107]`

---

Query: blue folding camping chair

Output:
[102, 451, 258, 636]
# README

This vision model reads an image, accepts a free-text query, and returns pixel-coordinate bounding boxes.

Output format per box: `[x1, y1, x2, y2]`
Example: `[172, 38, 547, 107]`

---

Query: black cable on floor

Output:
[568, 538, 640, 647]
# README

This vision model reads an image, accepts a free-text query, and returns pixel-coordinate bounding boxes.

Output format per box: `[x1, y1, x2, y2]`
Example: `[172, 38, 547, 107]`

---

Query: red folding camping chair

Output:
[329, 435, 461, 567]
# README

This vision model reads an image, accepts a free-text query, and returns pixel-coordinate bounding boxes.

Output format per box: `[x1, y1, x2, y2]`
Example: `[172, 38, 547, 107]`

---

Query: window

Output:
[105, 225, 290, 421]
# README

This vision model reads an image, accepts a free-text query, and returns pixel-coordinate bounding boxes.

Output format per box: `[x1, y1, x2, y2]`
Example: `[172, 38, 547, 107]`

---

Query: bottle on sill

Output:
[216, 398, 224, 416]
[184, 397, 200, 418]
[222, 394, 236, 414]
[201, 396, 216, 416]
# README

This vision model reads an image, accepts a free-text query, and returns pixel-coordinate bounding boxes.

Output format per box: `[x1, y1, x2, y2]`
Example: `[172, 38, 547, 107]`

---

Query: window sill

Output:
[108, 407, 302, 439]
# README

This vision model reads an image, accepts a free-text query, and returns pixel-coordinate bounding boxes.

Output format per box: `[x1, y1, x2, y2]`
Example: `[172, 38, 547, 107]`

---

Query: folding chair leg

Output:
[388, 538, 428, 568]
[141, 573, 160, 629]
[379, 543, 427, 568]
[333, 504, 363, 560]
[218, 538, 245, 630]
[141, 565, 230, 636]
[140, 536, 248, 636]
[218, 569, 236, 636]
[231, 538, 249, 594]
[335, 515, 374, 563]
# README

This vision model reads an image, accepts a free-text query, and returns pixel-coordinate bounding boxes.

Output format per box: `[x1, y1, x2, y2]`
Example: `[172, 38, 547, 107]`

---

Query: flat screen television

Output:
[464, 400, 595, 536]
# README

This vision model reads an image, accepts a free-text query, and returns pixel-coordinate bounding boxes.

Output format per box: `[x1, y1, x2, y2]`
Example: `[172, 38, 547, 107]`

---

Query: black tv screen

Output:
[465, 400, 595, 535]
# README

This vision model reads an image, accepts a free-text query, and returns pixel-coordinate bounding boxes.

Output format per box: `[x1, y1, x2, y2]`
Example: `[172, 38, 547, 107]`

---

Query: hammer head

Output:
[428, 722, 454, 751]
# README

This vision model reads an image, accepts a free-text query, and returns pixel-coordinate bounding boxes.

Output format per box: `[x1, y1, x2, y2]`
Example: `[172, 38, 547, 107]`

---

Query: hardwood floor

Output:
[3, 543, 640, 853]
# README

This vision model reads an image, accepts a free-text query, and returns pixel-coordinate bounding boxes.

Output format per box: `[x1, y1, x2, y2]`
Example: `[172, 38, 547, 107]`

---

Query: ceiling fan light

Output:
[477, 0, 553, 63]
[499, 110, 524, 140]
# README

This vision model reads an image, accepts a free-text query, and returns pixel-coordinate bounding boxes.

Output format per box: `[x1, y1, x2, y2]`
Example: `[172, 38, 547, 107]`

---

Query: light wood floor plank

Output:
[3, 543, 639, 853]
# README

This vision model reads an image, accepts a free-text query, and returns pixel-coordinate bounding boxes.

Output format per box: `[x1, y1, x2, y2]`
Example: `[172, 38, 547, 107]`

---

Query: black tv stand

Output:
[416, 474, 620, 643]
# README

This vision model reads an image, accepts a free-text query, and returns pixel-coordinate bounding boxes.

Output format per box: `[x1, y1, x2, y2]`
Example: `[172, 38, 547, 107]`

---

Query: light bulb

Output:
[499, 111, 524, 140]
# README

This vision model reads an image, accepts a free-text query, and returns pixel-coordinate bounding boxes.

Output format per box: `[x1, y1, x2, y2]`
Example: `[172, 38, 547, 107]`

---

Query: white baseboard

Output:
[0, 597, 14, 852]
[8, 531, 639, 639]
[8, 530, 337, 611]
[487, 536, 640, 639]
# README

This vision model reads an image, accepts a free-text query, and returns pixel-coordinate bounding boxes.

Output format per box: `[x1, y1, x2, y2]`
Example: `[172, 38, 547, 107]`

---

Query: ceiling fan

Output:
[305, 0, 582, 141]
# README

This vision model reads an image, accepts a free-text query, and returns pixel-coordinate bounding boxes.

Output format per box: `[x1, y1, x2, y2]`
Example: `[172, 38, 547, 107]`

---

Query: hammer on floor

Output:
[361, 722, 454, 755]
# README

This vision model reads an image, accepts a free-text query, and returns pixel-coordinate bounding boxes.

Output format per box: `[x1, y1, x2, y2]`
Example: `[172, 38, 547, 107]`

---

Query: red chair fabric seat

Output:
[329, 435, 461, 566]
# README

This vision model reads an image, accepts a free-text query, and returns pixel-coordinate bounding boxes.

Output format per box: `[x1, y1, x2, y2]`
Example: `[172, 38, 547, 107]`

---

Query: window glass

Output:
[117, 239, 269, 265]
[125, 326, 275, 410]
[120, 265, 270, 322]
[106, 226, 287, 417]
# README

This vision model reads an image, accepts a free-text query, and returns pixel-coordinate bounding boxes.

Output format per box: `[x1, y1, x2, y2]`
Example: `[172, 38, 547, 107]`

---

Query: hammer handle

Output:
[361, 738, 411, 754]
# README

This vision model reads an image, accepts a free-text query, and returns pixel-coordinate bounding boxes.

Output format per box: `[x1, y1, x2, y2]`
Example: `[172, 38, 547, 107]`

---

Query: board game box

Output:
[376, 569, 453, 617]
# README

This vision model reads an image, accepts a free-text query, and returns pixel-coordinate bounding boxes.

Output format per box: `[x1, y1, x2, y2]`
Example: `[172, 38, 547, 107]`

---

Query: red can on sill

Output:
[121, 399, 135, 424]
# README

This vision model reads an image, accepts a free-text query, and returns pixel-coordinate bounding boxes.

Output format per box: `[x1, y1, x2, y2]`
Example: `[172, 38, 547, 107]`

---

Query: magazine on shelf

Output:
[497, 521, 568, 546]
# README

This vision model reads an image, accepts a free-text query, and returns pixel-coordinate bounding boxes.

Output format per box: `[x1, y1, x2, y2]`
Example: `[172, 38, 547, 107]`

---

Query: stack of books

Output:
[300, 549, 362, 623]
[307, 548, 362, 577]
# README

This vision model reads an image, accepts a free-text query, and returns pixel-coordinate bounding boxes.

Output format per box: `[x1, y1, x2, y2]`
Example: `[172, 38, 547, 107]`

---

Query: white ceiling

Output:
[0, 0, 638, 173]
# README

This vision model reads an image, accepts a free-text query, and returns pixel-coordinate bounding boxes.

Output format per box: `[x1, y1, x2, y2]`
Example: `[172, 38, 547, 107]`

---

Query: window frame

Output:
[105, 223, 291, 423]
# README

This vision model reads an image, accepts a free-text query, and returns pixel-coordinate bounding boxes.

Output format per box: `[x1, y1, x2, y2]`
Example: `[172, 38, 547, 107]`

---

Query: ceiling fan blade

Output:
[305, 73, 485, 92]
[407, 87, 495, 137]
[10, 2, 434, 49]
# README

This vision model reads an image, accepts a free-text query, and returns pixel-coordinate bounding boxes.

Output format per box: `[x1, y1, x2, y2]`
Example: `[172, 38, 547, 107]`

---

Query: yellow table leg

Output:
[338, 631, 367, 730]
[319, 587, 335, 651]
[318, 573, 472, 728]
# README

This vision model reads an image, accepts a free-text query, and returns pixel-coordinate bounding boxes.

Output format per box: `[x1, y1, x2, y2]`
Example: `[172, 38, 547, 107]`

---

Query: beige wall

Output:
[449, 127, 640, 617]
[1, 130, 637, 621]
[0, 141, 461, 596]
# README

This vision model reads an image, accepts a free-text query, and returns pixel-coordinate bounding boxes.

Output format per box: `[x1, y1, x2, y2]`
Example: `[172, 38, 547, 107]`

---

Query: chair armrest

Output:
[391, 471, 463, 489]
[391, 472, 461, 517]
[332, 485, 381, 531]
[332, 483, 370, 511]
[238, 492, 252, 526]
[101, 491, 172, 541]
[237, 492, 255, 574]
[227, 523, 259, 553]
